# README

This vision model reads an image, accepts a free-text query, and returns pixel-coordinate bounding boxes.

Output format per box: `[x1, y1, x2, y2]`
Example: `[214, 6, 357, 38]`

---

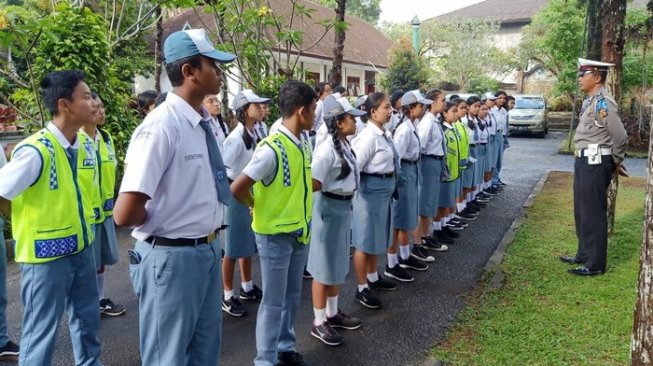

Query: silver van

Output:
[508, 95, 548, 137]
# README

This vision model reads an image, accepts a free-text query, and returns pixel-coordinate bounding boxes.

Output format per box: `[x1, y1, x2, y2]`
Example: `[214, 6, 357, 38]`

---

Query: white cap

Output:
[231, 89, 271, 110]
[578, 58, 614, 71]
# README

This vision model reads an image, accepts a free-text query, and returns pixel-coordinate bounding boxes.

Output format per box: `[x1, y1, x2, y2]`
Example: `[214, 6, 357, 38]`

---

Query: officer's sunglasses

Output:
[577, 70, 594, 78]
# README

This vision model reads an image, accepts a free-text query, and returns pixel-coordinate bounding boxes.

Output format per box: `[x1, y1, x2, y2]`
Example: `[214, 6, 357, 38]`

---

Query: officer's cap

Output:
[578, 58, 614, 72]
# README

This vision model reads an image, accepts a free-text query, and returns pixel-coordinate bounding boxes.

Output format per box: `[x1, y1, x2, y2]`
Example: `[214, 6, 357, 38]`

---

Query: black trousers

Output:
[573, 156, 615, 271]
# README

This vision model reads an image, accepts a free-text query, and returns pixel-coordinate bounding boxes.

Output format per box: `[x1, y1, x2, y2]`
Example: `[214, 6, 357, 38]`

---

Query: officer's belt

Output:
[145, 228, 222, 247]
[574, 147, 612, 158]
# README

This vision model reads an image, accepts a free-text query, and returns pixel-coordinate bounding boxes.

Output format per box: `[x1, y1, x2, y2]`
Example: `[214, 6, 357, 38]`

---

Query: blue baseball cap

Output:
[164, 29, 236, 64]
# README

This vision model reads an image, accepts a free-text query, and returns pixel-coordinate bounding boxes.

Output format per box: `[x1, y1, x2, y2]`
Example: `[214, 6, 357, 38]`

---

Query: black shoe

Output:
[433, 230, 455, 243]
[222, 296, 247, 317]
[303, 268, 313, 279]
[472, 200, 487, 207]
[449, 218, 468, 227]
[413, 242, 437, 261]
[354, 288, 382, 309]
[399, 256, 428, 271]
[311, 321, 343, 346]
[466, 206, 480, 214]
[383, 264, 414, 282]
[239, 284, 263, 301]
[455, 211, 476, 221]
[0, 341, 19, 357]
[277, 351, 308, 366]
[327, 309, 362, 330]
[367, 274, 397, 291]
[442, 226, 461, 237]
[559, 255, 584, 264]
[476, 196, 490, 203]
[100, 298, 126, 317]
[568, 266, 604, 276]
[488, 187, 501, 194]
[498, 180, 507, 186]
[484, 189, 499, 196]
[446, 222, 465, 231]
[422, 237, 448, 252]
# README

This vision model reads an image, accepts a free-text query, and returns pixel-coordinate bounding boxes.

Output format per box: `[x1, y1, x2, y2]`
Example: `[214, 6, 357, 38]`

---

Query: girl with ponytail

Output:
[307, 95, 365, 346]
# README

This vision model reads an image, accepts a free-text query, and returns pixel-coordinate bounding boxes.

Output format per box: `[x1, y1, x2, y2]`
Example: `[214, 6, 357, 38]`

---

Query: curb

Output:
[415, 170, 552, 366]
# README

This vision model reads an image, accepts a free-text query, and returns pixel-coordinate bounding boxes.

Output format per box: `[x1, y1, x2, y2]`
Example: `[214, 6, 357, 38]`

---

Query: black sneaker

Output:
[446, 222, 465, 231]
[483, 189, 499, 196]
[472, 200, 487, 208]
[0, 341, 19, 357]
[412, 243, 436, 262]
[433, 230, 455, 243]
[384, 264, 414, 282]
[239, 284, 263, 301]
[399, 255, 428, 271]
[100, 298, 126, 317]
[367, 274, 397, 291]
[466, 206, 480, 214]
[455, 211, 477, 221]
[354, 288, 382, 309]
[222, 296, 247, 317]
[442, 226, 461, 237]
[498, 180, 507, 186]
[327, 309, 362, 330]
[311, 321, 343, 346]
[476, 196, 490, 203]
[303, 268, 313, 279]
[277, 351, 308, 366]
[422, 237, 448, 252]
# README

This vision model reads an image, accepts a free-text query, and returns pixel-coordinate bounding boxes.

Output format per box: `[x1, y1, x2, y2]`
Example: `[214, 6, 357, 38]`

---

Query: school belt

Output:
[479, 142, 488, 145]
[361, 172, 395, 179]
[322, 191, 354, 201]
[421, 154, 443, 160]
[145, 229, 221, 247]
[470, 144, 477, 147]
[401, 159, 419, 165]
[574, 147, 612, 158]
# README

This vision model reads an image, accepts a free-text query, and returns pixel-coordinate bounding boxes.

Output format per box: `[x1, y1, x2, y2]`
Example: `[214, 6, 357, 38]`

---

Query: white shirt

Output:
[416, 112, 444, 156]
[393, 118, 420, 162]
[385, 109, 401, 132]
[270, 118, 313, 151]
[312, 137, 358, 195]
[242, 123, 309, 185]
[485, 115, 497, 136]
[355, 117, 367, 139]
[0, 145, 6, 168]
[254, 121, 268, 140]
[0, 123, 79, 200]
[491, 106, 508, 135]
[119, 92, 224, 240]
[210, 116, 230, 151]
[352, 121, 395, 174]
[312, 99, 324, 132]
[223, 123, 257, 181]
[314, 122, 329, 148]
[462, 117, 477, 146]
[477, 121, 489, 143]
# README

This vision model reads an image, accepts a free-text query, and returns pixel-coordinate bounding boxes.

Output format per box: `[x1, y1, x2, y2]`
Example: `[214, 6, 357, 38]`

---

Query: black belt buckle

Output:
[401, 159, 418, 165]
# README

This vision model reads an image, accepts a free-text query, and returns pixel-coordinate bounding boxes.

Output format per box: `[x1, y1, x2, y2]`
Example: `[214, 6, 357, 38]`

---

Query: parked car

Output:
[508, 94, 548, 137]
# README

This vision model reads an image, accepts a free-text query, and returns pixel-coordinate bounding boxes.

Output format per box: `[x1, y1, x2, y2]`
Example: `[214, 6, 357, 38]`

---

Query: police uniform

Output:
[119, 29, 235, 365]
[567, 58, 628, 275]
[0, 123, 101, 366]
[241, 123, 312, 365]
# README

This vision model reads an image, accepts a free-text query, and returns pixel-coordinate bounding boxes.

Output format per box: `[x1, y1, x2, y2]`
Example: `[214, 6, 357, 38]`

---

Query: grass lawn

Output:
[559, 130, 648, 158]
[431, 171, 646, 366]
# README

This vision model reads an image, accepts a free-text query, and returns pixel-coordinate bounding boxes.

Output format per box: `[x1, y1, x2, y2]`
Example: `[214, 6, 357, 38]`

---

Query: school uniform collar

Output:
[167, 92, 212, 127]
[366, 120, 388, 136]
[47, 122, 79, 149]
[443, 122, 452, 128]
[276, 123, 303, 146]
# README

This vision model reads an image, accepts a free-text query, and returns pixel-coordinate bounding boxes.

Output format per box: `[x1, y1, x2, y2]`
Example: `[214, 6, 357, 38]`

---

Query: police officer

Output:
[114, 28, 235, 364]
[560, 58, 628, 276]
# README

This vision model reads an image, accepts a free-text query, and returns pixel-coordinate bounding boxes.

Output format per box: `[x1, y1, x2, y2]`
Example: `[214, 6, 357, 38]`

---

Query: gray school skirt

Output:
[475, 144, 487, 186]
[225, 195, 256, 259]
[439, 179, 456, 209]
[418, 156, 442, 217]
[93, 216, 120, 269]
[307, 193, 352, 285]
[462, 151, 475, 189]
[392, 162, 418, 230]
[353, 174, 395, 255]
[487, 135, 498, 171]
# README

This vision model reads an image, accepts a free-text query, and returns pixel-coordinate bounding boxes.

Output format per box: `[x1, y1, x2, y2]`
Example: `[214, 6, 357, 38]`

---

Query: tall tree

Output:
[328, 0, 347, 88]
[154, 4, 163, 93]
[314, 0, 380, 24]
[586, 0, 603, 60]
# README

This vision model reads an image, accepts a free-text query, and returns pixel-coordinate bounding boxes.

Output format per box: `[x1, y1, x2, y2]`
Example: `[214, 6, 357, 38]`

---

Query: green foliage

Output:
[313, 0, 381, 24]
[466, 76, 500, 95]
[255, 74, 285, 125]
[380, 39, 430, 92]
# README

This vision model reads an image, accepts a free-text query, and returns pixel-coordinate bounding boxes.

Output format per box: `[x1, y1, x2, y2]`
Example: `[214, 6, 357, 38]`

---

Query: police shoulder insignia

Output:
[596, 96, 609, 119]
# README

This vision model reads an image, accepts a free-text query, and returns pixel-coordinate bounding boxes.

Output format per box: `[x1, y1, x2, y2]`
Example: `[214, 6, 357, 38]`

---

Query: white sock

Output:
[313, 307, 327, 326]
[435, 220, 441, 230]
[242, 280, 253, 292]
[326, 296, 338, 318]
[399, 245, 410, 260]
[224, 289, 234, 301]
[357, 283, 369, 292]
[430, 222, 437, 231]
[448, 213, 455, 221]
[387, 253, 398, 268]
[367, 271, 379, 282]
[456, 202, 464, 212]
[96, 272, 105, 300]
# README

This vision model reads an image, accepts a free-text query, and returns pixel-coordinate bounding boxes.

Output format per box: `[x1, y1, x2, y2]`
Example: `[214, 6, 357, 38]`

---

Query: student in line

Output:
[474, 103, 491, 206]
[491, 91, 509, 187]
[451, 98, 475, 225]
[0, 145, 18, 360]
[221, 89, 270, 317]
[436, 101, 463, 241]
[482, 94, 500, 196]
[460, 96, 482, 217]
[204, 94, 230, 150]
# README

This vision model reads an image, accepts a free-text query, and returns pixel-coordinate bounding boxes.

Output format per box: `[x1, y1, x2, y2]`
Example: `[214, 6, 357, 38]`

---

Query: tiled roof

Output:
[160, 0, 390, 68]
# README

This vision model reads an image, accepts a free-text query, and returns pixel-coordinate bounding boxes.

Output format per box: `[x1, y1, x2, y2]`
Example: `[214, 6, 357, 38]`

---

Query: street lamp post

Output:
[411, 15, 421, 55]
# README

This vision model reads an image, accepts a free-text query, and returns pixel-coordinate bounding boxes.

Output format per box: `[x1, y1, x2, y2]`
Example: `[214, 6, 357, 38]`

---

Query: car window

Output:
[515, 98, 545, 109]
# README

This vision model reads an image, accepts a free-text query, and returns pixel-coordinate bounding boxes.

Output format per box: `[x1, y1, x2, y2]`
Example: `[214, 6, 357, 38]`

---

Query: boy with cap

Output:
[231, 80, 317, 366]
[0, 70, 100, 365]
[560, 58, 628, 276]
[114, 28, 235, 364]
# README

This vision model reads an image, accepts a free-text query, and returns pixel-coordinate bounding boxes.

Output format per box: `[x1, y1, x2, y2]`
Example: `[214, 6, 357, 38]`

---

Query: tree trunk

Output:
[630, 103, 653, 366]
[328, 0, 346, 88]
[601, 0, 626, 235]
[154, 5, 163, 93]
[586, 0, 603, 60]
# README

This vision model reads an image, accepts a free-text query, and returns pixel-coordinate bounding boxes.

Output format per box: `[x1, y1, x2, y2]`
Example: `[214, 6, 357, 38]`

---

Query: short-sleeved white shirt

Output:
[352, 121, 395, 174]
[242, 123, 308, 184]
[223, 123, 257, 181]
[314, 122, 329, 148]
[119, 92, 224, 240]
[416, 112, 444, 156]
[485, 114, 497, 136]
[393, 118, 420, 161]
[385, 110, 401, 132]
[210, 116, 229, 151]
[312, 138, 358, 195]
[491, 106, 508, 135]
[0, 123, 79, 200]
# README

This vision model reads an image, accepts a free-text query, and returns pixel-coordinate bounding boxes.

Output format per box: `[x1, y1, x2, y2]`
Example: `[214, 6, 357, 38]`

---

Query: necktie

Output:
[382, 133, 401, 175]
[199, 119, 231, 206]
[343, 145, 359, 191]
[66, 147, 78, 177]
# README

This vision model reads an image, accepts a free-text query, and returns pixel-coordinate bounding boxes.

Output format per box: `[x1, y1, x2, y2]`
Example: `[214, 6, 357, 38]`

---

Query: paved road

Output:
[1, 132, 646, 366]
